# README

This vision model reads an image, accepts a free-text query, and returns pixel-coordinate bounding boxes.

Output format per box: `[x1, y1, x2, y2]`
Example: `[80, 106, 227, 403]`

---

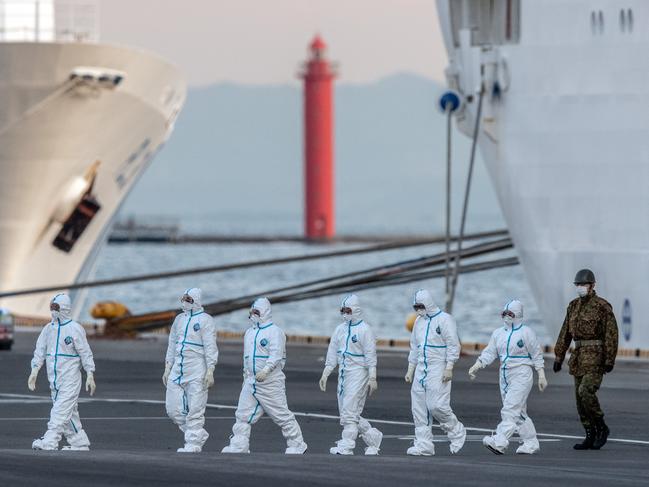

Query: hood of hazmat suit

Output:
[250, 297, 272, 327]
[413, 289, 440, 316]
[340, 294, 362, 323]
[51, 293, 73, 321]
[503, 299, 524, 328]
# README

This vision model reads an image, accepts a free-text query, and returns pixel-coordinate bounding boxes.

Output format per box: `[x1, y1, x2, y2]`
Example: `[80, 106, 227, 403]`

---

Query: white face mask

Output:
[51, 310, 61, 321]
[413, 303, 427, 317]
[342, 313, 353, 322]
[503, 316, 514, 326]
[181, 301, 193, 312]
[576, 285, 590, 298]
[249, 312, 261, 325]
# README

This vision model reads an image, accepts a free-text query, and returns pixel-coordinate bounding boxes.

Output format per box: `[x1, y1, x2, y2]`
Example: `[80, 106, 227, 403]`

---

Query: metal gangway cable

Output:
[105, 236, 515, 333]
[446, 83, 486, 313]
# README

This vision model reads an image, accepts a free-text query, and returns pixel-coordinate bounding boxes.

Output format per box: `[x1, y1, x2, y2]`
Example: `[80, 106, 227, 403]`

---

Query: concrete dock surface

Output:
[0, 333, 647, 486]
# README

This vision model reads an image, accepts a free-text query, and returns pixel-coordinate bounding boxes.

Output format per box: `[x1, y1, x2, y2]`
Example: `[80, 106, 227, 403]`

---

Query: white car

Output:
[0, 308, 14, 350]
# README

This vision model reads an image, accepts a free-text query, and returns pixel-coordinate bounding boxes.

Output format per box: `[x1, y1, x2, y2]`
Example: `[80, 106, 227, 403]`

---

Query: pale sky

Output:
[99, 0, 448, 87]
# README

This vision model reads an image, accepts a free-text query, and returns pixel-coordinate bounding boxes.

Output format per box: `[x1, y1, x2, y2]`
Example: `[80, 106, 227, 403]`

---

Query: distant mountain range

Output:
[121, 73, 503, 235]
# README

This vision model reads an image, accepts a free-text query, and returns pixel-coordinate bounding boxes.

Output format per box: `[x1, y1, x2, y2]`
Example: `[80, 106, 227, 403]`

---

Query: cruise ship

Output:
[436, 0, 648, 350]
[0, 0, 186, 317]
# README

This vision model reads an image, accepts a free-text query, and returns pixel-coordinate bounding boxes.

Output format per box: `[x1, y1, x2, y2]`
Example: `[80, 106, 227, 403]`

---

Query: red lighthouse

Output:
[300, 35, 336, 240]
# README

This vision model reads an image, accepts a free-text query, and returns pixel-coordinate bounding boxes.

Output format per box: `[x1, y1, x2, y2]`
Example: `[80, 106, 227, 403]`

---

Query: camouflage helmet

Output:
[573, 268, 596, 285]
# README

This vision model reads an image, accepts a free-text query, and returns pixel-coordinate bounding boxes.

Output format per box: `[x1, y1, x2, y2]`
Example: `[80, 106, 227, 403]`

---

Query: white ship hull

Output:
[0, 41, 185, 317]
[437, 0, 648, 350]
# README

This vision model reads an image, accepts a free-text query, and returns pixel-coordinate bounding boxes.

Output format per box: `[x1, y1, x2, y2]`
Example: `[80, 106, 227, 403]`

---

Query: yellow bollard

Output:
[405, 312, 417, 332]
[90, 301, 131, 320]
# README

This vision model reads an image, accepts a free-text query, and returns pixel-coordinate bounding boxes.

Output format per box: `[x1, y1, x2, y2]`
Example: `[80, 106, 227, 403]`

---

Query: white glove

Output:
[468, 359, 483, 380]
[28, 367, 40, 391]
[442, 364, 453, 383]
[404, 363, 415, 383]
[368, 367, 378, 396]
[85, 372, 96, 396]
[255, 366, 271, 383]
[319, 366, 333, 392]
[203, 365, 215, 389]
[537, 368, 548, 392]
[162, 362, 172, 387]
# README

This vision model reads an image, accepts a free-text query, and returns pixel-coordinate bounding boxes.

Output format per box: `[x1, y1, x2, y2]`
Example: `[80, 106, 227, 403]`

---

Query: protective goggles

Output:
[249, 308, 261, 318]
[50, 302, 60, 312]
[180, 294, 194, 304]
[413, 303, 426, 312]
[501, 310, 516, 319]
[340, 307, 353, 315]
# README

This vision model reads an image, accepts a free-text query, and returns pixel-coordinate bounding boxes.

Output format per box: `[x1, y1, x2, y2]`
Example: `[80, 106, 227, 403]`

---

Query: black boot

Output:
[573, 426, 596, 450]
[592, 419, 610, 450]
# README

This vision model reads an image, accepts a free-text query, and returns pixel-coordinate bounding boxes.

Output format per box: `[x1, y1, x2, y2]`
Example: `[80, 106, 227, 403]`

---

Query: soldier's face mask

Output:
[575, 284, 590, 298]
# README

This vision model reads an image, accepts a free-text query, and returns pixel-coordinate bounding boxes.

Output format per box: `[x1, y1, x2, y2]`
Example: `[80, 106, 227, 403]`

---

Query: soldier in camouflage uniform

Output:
[553, 269, 618, 450]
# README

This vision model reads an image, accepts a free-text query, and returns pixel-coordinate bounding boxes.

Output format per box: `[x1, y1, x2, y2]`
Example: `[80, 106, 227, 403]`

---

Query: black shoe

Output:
[573, 427, 596, 450]
[592, 419, 610, 450]
[485, 444, 504, 455]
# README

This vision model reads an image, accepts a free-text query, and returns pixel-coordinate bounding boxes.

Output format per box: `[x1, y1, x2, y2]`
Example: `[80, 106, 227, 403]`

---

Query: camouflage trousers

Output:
[574, 372, 604, 429]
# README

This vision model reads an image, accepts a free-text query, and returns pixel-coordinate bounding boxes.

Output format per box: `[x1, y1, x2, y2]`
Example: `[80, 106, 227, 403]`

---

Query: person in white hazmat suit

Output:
[28, 293, 96, 451]
[222, 297, 307, 454]
[163, 288, 219, 453]
[319, 294, 383, 455]
[404, 289, 466, 455]
[468, 299, 548, 455]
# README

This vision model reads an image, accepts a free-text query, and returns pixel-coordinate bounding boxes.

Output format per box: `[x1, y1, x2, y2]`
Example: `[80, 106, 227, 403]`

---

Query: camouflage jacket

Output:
[554, 291, 618, 376]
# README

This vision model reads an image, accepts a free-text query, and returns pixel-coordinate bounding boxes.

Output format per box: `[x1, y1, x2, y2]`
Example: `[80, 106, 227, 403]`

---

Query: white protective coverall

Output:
[324, 294, 382, 455]
[165, 288, 219, 451]
[476, 300, 544, 454]
[222, 298, 307, 454]
[30, 294, 95, 450]
[407, 289, 466, 455]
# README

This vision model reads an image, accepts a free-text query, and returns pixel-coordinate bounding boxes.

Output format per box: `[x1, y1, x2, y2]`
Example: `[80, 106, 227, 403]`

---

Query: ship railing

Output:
[0, 0, 99, 42]
[0, 26, 93, 41]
